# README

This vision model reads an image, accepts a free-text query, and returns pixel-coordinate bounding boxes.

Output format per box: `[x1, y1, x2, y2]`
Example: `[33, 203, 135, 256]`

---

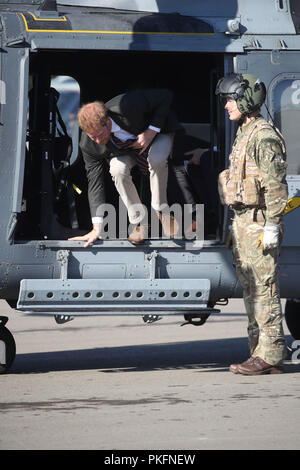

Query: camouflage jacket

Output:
[232, 115, 288, 225]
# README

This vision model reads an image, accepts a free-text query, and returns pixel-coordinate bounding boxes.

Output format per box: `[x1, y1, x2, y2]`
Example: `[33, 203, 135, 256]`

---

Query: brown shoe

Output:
[238, 356, 283, 375]
[229, 357, 255, 374]
[156, 211, 179, 238]
[128, 224, 148, 244]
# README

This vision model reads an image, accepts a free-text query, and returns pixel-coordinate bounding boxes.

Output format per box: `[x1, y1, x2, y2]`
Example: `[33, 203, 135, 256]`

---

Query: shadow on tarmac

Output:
[9, 335, 300, 374]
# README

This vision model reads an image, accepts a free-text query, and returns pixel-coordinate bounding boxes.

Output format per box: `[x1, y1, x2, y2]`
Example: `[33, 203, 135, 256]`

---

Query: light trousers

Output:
[109, 133, 173, 224]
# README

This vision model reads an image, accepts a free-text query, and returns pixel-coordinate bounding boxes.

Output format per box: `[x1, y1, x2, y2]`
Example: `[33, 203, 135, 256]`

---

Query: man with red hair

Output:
[71, 89, 180, 246]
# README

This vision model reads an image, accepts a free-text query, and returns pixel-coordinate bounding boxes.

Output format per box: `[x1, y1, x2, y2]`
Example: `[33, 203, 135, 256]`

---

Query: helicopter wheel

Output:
[0, 317, 16, 374]
[285, 299, 300, 340]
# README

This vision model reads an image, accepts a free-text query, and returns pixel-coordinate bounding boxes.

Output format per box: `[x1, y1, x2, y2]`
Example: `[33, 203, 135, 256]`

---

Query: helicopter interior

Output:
[15, 49, 225, 242]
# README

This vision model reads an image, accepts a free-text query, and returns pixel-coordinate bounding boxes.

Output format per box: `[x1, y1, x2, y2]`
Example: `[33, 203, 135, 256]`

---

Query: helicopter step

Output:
[17, 278, 211, 315]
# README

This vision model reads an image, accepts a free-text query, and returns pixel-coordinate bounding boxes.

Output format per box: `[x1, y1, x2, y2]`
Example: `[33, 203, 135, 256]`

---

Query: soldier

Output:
[215, 73, 288, 375]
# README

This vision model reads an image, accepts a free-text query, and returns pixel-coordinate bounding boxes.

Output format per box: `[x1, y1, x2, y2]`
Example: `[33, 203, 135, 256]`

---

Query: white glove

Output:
[262, 223, 280, 250]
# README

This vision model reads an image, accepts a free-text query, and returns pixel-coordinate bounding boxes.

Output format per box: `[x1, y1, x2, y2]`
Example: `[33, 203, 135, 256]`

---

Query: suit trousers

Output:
[109, 133, 173, 224]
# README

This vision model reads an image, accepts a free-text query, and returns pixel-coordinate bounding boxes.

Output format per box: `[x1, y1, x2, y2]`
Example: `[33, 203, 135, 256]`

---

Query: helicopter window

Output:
[50, 75, 80, 164]
[271, 76, 300, 175]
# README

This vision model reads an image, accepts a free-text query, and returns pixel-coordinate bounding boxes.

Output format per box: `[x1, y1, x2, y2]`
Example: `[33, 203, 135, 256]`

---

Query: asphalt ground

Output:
[0, 298, 300, 451]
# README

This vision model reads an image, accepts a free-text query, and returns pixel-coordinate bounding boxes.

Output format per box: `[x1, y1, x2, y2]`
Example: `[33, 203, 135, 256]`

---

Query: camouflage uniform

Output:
[229, 116, 288, 365]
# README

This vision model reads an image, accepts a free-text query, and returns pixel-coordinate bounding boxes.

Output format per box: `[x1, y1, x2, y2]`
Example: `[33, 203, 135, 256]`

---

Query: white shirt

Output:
[110, 118, 160, 141]
[110, 119, 136, 142]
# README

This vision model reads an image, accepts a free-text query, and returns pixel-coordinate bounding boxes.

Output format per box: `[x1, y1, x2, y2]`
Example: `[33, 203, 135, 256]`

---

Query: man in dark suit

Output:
[69, 89, 181, 246]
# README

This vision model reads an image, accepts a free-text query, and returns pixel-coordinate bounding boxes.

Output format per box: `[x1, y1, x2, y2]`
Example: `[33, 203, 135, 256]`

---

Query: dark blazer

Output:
[80, 89, 181, 218]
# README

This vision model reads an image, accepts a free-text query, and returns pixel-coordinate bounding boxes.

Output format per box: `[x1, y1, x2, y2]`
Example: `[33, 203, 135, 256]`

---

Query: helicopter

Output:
[0, 0, 300, 373]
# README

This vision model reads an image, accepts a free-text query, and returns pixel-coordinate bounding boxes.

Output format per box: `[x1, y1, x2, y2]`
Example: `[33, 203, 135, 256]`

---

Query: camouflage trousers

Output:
[232, 209, 286, 365]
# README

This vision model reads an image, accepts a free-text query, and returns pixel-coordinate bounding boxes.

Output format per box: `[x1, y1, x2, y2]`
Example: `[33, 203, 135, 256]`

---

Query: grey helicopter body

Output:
[0, 0, 300, 372]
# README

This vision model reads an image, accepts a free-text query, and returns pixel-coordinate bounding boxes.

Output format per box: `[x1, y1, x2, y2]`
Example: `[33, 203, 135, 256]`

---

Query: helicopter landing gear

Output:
[181, 313, 211, 326]
[0, 316, 16, 374]
[142, 314, 162, 324]
[285, 299, 300, 340]
[54, 315, 74, 324]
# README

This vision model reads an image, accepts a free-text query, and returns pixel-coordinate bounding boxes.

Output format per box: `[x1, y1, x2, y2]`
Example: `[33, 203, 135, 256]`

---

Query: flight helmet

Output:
[215, 73, 266, 115]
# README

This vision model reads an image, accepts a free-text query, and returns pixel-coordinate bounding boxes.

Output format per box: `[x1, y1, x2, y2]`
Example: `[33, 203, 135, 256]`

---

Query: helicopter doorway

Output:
[15, 49, 225, 244]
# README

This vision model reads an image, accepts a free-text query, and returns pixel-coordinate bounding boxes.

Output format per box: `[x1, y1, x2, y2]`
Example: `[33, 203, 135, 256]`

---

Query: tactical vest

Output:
[218, 118, 284, 208]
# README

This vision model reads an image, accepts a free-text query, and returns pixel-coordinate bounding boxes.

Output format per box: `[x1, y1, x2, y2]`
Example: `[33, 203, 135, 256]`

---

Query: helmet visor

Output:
[215, 74, 245, 101]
